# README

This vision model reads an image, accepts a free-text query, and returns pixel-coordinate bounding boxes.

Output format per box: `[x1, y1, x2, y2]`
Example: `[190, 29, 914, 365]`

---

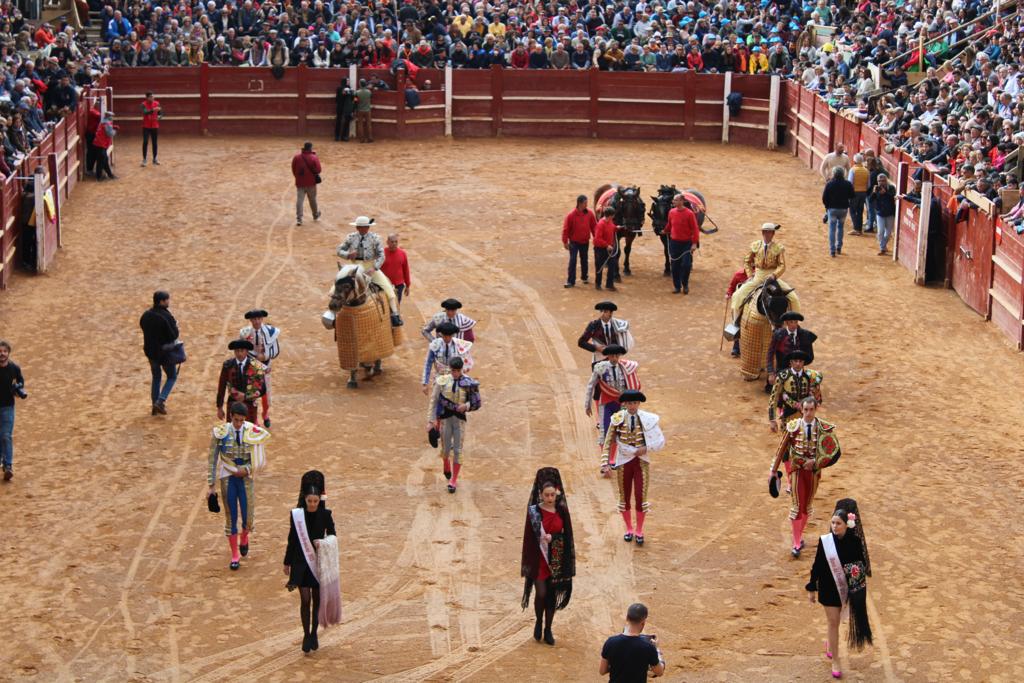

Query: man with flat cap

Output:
[730, 222, 800, 325]
[422, 298, 477, 343]
[766, 311, 817, 384]
[239, 309, 280, 428]
[422, 321, 474, 391]
[577, 301, 635, 366]
[337, 216, 404, 327]
[426, 356, 482, 493]
[216, 339, 267, 423]
[584, 344, 641, 470]
[768, 350, 823, 433]
[602, 389, 665, 545]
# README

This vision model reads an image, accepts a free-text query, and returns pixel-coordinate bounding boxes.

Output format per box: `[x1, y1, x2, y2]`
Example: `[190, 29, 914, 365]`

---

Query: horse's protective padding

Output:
[335, 291, 395, 370]
[739, 302, 771, 381]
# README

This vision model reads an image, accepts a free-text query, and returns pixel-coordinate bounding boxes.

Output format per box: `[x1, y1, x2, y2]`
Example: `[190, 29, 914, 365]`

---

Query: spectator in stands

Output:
[822, 166, 854, 258]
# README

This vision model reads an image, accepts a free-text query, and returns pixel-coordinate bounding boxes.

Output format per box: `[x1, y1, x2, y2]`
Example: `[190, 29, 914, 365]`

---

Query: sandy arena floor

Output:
[0, 137, 1022, 683]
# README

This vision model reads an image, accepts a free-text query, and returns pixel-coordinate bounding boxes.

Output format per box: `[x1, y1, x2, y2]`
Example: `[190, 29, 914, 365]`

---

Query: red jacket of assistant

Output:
[593, 216, 617, 249]
[667, 206, 700, 244]
[291, 151, 321, 188]
[562, 207, 596, 245]
[141, 99, 160, 129]
[381, 247, 410, 287]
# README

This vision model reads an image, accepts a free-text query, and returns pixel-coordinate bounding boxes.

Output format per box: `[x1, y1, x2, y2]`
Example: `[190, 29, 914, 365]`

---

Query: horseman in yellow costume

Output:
[731, 223, 800, 325]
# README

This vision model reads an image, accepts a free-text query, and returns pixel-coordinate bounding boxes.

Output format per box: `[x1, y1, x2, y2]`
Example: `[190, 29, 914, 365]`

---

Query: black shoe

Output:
[624, 532, 633, 542]
[543, 628, 555, 646]
[581, 277, 589, 283]
[447, 484, 456, 494]
[635, 535, 645, 546]
[730, 350, 740, 358]
[672, 289, 680, 294]
[595, 283, 602, 290]
[152, 404, 159, 416]
[683, 285, 689, 294]
[533, 620, 542, 641]
[563, 283, 574, 288]
[240, 543, 249, 557]
[791, 546, 801, 558]
[310, 632, 319, 651]
[155, 399, 167, 415]
[230, 560, 240, 570]
[302, 634, 312, 653]
[830, 252, 836, 258]
[822, 215, 827, 224]
[444, 470, 452, 480]
[313, 211, 322, 220]
[264, 419, 271, 429]
[606, 285, 617, 292]
[3, 467, 11, 482]
[836, 248, 842, 255]
[390, 314, 404, 327]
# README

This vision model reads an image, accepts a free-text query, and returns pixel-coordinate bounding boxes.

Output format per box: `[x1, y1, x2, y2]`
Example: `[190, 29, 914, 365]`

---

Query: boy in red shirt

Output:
[593, 206, 619, 291]
[725, 269, 748, 356]
[381, 233, 411, 305]
[140, 91, 161, 166]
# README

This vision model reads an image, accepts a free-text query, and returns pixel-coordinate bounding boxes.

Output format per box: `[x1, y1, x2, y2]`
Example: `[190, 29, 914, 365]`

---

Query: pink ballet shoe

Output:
[824, 640, 832, 659]
[831, 670, 842, 679]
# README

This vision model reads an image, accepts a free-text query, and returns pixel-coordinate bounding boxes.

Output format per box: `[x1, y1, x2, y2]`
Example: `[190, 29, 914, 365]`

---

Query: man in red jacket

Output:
[291, 142, 322, 226]
[593, 206, 619, 291]
[562, 194, 596, 288]
[381, 233, 411, 305]
[85, 102, 101, 176]
[666, 194, 699, 294]
[140, 91, 161, 167]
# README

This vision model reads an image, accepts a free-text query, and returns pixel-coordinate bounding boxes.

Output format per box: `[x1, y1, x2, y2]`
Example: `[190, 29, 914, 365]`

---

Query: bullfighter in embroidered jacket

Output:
[766, 311, 817, 379]
[769, 350, 823, 430]
[583, 344, 641, 469]
[601, 390, 664, 545]
[422, 321, 474, 390]
[208, 401, 272, 570]
[426, 357, 481, 493]
[239, 308, 280, 428]
[577, 300, 635, 365]
[422, 298, 477, 343]
[769, 396, 841, 557]
[216, 339, 267, 423]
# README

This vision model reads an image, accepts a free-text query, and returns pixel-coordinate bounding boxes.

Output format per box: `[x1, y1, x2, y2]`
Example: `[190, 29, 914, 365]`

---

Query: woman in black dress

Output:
[283, 471, 336, 653]
[806, 500, 873, 679]
[520, 467, 576, 646]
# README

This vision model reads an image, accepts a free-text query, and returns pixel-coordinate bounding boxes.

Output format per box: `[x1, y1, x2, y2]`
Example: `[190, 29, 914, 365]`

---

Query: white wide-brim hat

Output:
[761, 222, 780, 232]
[350, 216, 375, 227]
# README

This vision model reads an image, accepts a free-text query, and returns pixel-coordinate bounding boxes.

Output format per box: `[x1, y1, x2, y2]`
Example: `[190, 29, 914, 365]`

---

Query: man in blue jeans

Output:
[139, 290, 180, 415]
[0, 339, 25, 481]
[562, 194, 596, 288]
[822, 166, 854, 258]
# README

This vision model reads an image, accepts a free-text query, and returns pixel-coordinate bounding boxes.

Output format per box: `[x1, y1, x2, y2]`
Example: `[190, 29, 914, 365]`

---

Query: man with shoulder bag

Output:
[139, 290, 182, 416]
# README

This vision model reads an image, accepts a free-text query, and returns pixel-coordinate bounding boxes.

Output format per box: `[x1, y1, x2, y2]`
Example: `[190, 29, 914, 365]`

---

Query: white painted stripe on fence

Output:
[693, 122, 723, 127]
[306, 114, 336, 120]
[453, 95, 492, 100]
[208, 93, 298, 98]
[115, 115, 200, 121]
[502, 117, 589, 123]
[695, 99, 723, 105]
[728, 122, 769, 131]
[744, 106, 771, 112]
[768, 75, 780, 150]
[208, 115, 298, 120]
[372, 104, 396, 110]
[503, 95, 589, 101]
[597, 120, 684, 127]
[113, 93, 198, 99]
[599, 97, 686, 104]
[406, 118, 444, 125]
[445, 64, 453, 136]
[373, 118, 398, 124]
[722, 71, 732, 144]
[416, 104, 445, 110]
[452, 116, 491, 122]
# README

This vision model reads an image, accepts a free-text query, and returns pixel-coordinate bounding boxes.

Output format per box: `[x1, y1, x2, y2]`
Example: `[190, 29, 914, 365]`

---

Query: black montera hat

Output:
[619, 389, 646, 403]
[228, 339, 254, 351]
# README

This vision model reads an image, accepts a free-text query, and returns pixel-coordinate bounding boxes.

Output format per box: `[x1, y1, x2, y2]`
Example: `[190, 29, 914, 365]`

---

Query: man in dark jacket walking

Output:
[139, 290, 180, 415]
[334, 78, 355, 141]
[822, 166, 854, 257]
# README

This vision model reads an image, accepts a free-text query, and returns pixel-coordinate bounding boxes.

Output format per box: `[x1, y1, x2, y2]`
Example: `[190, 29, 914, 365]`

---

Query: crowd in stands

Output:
[0, 11, 103, 178]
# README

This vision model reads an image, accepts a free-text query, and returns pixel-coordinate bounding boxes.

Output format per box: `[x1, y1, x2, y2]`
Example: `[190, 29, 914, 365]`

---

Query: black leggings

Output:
[533, 578, 556, 630]
[299, 586, 321, 636]
[142, 128, 158, 160]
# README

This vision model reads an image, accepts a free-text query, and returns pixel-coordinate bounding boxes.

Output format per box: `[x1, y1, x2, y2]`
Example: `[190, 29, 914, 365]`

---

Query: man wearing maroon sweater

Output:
[666, 194, 700, 294]
[562, 194, 597, 289]
[381, 233, 411, 305]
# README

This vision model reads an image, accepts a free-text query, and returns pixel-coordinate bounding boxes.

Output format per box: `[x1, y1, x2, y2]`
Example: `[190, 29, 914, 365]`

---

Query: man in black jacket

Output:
[139, 290, 180, 415]
[334, 78, 355, 141]
[822, 166, 854, 258]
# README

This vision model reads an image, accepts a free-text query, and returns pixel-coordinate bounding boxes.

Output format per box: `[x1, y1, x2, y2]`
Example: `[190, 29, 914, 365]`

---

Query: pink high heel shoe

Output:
[824, 639, 833, 659]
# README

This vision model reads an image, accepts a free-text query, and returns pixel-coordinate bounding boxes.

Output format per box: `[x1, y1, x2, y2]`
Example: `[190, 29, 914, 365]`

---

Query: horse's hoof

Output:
[346, 380, 358, 389]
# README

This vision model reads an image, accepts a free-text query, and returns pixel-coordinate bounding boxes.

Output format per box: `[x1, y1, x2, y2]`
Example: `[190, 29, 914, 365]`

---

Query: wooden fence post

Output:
[721, 71, 732, 144]
[444, 64, 453, 137]
[768, 75, 780, 150]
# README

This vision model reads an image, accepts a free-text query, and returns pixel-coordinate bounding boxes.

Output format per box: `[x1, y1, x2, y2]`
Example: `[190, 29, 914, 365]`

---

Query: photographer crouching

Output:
[0, 339, 26, 482]
[600, 603, 666, 682]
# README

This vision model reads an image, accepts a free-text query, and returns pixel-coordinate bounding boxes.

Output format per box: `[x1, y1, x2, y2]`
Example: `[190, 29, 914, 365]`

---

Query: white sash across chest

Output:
[821, 533, 848, 608]
[292, 508, 319, 582]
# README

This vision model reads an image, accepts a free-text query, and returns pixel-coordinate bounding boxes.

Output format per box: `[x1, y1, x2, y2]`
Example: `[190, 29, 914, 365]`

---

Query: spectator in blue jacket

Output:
[106, 10, 132, 44]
